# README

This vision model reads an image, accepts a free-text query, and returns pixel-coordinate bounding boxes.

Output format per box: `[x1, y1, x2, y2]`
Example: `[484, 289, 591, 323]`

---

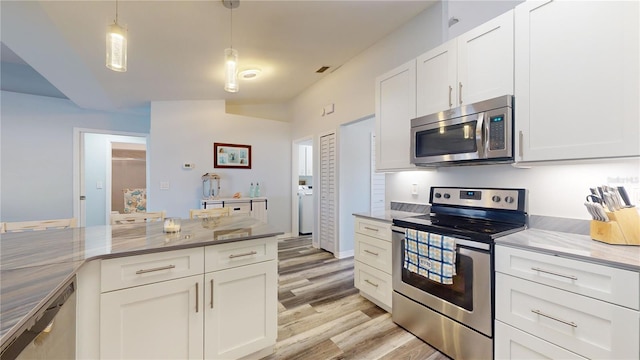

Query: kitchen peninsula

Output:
[1, 216, 282, 359]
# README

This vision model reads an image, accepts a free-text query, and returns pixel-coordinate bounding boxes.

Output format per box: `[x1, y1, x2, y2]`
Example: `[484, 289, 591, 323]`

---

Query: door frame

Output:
[73, 128, 149, 226]
[291, 135, 314, 242]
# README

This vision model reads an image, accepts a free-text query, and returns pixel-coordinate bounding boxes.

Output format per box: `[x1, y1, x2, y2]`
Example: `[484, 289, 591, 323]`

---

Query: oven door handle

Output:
[391, 226, 490, 251]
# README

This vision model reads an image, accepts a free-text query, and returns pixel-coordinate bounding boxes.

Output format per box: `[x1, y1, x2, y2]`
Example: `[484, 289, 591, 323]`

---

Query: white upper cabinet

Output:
[515, 0, 639, 162]
[298, 145, 312, 176]
[417, 10, 514, 117]
[375, 59, 416, 171]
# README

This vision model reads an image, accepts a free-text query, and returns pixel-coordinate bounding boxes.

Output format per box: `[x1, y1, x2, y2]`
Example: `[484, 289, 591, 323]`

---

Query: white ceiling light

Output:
[223, 0, 240, 93]
[106, 0, 127, 72]
[238, 68, 261, 80]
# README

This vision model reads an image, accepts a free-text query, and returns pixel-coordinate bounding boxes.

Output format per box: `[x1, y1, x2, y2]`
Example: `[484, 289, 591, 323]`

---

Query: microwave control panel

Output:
[488, 114, 506, 150]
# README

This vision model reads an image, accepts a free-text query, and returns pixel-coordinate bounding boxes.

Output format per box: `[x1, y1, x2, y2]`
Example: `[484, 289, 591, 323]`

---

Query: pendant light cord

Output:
[114, 0, 119, 24]
[229, 5, 233, 50]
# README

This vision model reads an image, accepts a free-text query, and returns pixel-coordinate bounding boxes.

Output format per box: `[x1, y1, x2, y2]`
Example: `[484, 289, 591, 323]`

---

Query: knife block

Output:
[590, 207, 640, 245]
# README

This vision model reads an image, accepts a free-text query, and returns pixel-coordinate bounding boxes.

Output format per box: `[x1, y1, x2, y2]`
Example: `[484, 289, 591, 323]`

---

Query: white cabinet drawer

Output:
[354, 217, 391, 241]
[354, 233, 392, 274]
[496, 273, 639, 359]
[354, 261, 392, 310]
[496, 245, 639, 310]
[205, 237, 277, 272]
[495, 320, 587, 360]
[101, 248, 204, 292]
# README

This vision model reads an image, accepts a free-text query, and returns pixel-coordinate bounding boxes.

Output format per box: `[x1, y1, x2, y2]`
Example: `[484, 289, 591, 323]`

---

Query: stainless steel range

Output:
[391, 187, 527, 360]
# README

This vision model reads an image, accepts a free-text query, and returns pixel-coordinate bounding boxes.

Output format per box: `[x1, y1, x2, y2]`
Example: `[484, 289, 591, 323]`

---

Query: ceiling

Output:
[1, 0, 435, 112]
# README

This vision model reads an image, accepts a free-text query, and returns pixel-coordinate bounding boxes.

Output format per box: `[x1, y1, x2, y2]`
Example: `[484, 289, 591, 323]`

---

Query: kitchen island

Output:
[1, 216, 283, 359]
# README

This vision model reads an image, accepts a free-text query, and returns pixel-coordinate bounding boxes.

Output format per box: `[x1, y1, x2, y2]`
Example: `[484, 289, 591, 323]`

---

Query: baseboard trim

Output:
[336, 249, 354, 259]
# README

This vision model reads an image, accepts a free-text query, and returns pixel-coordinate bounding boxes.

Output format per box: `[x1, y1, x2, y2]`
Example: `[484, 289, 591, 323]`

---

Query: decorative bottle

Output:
[249, 182, 255, 198]
[255, 182, 261, 197]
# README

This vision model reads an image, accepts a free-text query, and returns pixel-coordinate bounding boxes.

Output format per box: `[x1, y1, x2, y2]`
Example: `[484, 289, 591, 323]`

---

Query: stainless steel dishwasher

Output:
[1, 279, 76, 360]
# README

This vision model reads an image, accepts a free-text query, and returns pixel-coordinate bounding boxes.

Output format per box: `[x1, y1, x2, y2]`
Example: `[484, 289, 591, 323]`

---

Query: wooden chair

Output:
[3, 218, 77, 232]
[189, 208, 230, 219]
[110, 211, 166, 225]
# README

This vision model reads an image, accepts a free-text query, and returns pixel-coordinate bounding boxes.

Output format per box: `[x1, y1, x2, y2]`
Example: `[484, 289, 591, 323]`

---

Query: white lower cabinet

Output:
[100, 275, 204, 359]
[98, 239, 278, 360]
[353, 216, 393, 312]
[204, 261, 277, 360]
[495, 321, 587, 360]
[495, 244, 640, 360]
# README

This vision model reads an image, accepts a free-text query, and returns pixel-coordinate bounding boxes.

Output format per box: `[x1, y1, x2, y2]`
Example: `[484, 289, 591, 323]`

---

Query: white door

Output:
[319, 133, 337, 253]
[100, 275, 204, 359]
[375, 60, 417, 170]
[204, 261, 277, 359]
[416, 40, 457, 117]
[457, 9, 513, 106]
[515, 0, 639, 161]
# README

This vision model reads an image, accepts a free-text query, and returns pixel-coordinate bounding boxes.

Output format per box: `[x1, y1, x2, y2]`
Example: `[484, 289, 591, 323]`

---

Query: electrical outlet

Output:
[160, 181, 170, 190]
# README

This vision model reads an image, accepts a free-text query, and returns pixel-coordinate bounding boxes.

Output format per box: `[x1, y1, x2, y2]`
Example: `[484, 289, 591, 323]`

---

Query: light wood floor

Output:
[263, 236, 448, 360]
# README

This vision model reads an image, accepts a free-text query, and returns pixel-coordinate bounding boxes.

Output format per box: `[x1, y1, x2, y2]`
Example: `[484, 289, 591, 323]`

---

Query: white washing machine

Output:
[298, 186, 313, 235]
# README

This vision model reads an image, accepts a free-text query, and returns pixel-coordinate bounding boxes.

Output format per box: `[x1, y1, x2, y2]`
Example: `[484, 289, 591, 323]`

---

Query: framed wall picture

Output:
[214, 143, 251, 169]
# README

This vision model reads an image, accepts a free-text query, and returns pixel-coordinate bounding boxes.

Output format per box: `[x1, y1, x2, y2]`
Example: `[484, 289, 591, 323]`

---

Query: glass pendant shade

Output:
[106, 22, 127, 72]
[224, 48, 239, 93]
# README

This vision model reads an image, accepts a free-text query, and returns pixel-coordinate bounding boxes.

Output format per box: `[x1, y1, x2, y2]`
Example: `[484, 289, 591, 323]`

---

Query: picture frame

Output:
[214, 143, 251, 169]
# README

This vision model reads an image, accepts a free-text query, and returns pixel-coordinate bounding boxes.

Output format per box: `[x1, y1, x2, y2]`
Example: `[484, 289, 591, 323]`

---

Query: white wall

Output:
[0, 91, 149, 222]
[386, 159, 640, 220]
[338, 117, 375, 256]
[148, 100, 291, 233]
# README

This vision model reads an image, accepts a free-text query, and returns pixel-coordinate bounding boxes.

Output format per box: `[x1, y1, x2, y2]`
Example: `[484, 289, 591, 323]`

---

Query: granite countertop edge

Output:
[0, 223, 283, 350]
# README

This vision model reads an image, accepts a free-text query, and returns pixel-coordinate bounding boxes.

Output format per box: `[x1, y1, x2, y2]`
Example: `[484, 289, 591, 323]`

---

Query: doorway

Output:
[74, 129, 148, 227]
[292, 136, 315, 241]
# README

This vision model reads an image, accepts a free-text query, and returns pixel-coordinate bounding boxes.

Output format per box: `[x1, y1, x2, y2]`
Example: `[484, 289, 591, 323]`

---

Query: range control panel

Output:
[430, 187, 526, 211]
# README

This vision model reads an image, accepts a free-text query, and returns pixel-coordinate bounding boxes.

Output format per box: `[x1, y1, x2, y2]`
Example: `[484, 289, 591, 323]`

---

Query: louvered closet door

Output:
[319, 133, 337, 253]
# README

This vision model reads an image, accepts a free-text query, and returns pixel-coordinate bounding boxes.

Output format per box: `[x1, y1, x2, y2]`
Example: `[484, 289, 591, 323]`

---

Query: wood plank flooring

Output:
[263, 236, 448, 360]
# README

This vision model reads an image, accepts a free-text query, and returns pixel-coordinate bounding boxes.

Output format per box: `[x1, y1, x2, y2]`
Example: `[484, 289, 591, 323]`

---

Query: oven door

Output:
[410, 112, 484, 165]
[391, 226, 492, 337]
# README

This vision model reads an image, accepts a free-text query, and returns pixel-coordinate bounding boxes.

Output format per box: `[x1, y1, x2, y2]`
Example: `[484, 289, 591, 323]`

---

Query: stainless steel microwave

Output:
[410, 95, 514, 166]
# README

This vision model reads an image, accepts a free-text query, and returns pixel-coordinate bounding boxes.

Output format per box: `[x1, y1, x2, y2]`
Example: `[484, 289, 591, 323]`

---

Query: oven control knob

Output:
[492, 195, 501, 203]
[434, 193, 442, 199]
[505, 196, 515, 204]
[443, 193, 451, 199]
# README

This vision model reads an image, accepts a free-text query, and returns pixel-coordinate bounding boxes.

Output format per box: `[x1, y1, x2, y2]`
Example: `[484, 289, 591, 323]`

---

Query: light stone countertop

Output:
[496, 228, 640, 272]
[353, 210, 426, 223]
[0, 216, 283, 349]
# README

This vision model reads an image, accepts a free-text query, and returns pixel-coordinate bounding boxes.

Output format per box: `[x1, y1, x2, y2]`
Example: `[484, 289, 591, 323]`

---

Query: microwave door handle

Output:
[475, 114, 485, 157]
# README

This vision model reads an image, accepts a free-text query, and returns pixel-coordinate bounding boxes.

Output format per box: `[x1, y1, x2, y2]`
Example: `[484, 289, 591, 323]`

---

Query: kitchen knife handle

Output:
[617, 186, 632, 207]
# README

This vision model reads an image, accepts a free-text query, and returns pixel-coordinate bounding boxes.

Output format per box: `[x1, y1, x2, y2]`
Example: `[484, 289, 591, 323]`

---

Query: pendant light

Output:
[223, 0, 239, 93]
[106, 0, 127, 72]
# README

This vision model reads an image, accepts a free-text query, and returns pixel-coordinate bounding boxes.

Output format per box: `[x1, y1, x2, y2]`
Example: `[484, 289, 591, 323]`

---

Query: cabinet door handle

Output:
[135, 264, 176, 275]
[229, 251, 258, 259]
[459, 82, 463, 104]
[364, 279, 379, 287]
[364, 249, 379, 256]
[210, 279, 214, 309]
[531, 309, 577, 328]
[363, 226, 379, 232]
[448, 85, 453, 107]
[518, 130, 524, 158]
[195, 282, 199, 313]
[531, 267, 578, 280]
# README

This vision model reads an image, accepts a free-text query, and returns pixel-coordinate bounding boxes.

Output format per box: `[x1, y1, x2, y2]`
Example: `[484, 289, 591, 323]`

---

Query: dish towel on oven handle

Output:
[404, 229, 456, 285]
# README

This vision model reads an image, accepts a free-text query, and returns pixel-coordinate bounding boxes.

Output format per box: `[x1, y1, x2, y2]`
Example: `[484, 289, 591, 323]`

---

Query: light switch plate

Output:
[160, 181, 170, 190]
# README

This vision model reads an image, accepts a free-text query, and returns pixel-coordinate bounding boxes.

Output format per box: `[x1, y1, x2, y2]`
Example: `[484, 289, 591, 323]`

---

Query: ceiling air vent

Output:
[316, 66, 330, 73]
